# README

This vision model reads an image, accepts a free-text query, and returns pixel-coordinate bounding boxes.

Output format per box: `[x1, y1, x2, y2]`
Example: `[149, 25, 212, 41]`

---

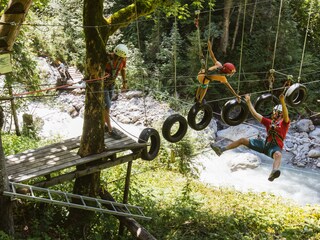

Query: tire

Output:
[285, 83, 307, 107]
[162, 114, 188, 143]
[221, 98, 249, 126]
[138, 128, 160, 161]
[187, 103, 213, 131]
[254, 93, 279, 117]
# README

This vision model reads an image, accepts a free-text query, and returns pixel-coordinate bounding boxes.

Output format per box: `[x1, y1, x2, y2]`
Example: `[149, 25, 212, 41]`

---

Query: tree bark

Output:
[0, 106, 14, 236]
[221, 0, 233, 55]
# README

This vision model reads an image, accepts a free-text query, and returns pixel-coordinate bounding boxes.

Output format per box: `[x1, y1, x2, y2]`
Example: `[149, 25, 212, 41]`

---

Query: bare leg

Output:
[195, 86, 208, 103]
[195, 74, 209, 103]
[272, 151, 282, 170]
[226, 137, 250, 150]
[104, 108, 112, 132]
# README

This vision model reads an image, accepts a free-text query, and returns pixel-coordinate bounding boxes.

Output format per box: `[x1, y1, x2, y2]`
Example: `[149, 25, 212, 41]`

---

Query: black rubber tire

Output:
[254, 93, 280, 117]
[138, 128, 161, 161]
[187, 103, 213, 131]
[221, 98, 249, 126]
[162, 114, 188, 143]
[285, 83, 307, 107]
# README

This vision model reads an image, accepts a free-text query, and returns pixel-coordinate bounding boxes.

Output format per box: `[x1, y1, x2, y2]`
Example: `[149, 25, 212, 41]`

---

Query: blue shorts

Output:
[248, 138, 281, 158]
[104, 85, 114, 109]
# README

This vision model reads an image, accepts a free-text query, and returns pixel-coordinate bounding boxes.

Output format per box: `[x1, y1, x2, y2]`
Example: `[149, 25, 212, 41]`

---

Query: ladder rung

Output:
[4, 182, 151, 220]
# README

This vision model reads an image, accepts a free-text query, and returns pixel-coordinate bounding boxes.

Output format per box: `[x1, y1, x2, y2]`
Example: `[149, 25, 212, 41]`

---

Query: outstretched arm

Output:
[279, 94, 289, 123]
[245, 94, 263, 122]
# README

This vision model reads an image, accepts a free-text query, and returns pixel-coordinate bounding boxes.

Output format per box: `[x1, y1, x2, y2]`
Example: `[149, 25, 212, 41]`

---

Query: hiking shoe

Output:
[268, 169, 281, 182]
[210, 143, 224, 156]
[108, 129, 122, 140]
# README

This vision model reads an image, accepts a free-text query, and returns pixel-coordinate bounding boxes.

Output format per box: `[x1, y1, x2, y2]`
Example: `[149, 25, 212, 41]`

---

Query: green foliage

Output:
[1, 133, 59, 156]
[0, 231, 12, 240]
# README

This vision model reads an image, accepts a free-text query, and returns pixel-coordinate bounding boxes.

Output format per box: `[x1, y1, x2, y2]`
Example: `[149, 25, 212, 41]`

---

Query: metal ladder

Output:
[3, 182, 151, 220]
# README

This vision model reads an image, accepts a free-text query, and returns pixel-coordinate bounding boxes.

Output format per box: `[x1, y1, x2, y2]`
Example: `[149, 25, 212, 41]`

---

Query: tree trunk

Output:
[231, 1, 242, 51]
[0, 106, 14, 236]
[66, 0, 106, 236]
[221, 0, 233, 55]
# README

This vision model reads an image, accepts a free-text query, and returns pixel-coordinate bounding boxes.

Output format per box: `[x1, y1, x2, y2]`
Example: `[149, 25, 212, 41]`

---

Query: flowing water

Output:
[196, 150, 320, 206]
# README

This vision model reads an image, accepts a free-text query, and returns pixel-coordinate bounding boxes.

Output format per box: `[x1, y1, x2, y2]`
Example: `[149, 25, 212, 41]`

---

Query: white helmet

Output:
[114, 44, 128, 58]
[273, 104, 282, 112]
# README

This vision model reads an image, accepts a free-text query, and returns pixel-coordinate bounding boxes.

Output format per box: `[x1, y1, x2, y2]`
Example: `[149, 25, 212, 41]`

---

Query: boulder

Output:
[217, 124, 260, 141]
[308, 149, 320, 158]
[296, 119, 315, 133]
[221, 151, 261, 172]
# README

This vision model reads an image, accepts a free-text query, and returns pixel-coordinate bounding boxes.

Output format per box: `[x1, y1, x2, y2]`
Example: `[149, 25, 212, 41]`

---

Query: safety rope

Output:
[271, 0, 284, 70]
[298, 0, 314, 83]
[134, 0, 148, 126]
[173, 14, 178, 98]
[249, 0, 258, 34]
[195, 10, 205, 69]
[237, 0, 248, 94]
[206, 1, 213, 69]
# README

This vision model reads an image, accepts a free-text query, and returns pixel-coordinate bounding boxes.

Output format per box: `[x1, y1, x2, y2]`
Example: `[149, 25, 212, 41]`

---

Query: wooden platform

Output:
[6, 129, 146, 187]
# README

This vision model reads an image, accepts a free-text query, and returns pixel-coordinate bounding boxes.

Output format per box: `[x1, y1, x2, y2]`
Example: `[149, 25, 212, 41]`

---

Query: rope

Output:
[173, 15, 178, 98]
[271, 0, 284, 70]
[237, 0, 248, 94]
[298, 0, 314, 82]
[206, 1, 213, 69]
[195, 10, 205, 68]
[134, 0, 148, 125]
[249, 0, 258, 34]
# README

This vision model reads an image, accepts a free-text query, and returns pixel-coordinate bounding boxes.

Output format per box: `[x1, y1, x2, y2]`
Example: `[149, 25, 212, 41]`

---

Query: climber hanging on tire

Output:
[195, 40, 241, 104]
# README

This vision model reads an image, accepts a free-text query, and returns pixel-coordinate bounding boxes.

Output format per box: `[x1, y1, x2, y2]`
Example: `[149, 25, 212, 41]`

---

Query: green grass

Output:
[125, 167, 320, 240]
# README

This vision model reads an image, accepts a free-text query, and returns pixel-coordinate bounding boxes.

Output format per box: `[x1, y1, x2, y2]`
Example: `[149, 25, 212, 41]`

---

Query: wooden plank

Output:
[6, 136, 81, 163]
[6, 128, 145, 183]
[34, 152, 141, 188]
[7, 150, 79, 173]
[8, 149, 123, 182]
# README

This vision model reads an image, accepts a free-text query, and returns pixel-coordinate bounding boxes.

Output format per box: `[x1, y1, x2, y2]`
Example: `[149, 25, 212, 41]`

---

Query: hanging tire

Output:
[138, 128, 160, 161]
[285, 83, 307, 107]
[254, 93, 279, 117]
[187, 103, 213, 131]
[162, 114, 188, 143]
[221, 98, 249, 126]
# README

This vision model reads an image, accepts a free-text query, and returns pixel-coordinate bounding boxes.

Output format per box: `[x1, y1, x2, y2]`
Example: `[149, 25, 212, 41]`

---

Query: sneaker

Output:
[268, 169, 281, 182]
[108, 129, 122, 140]
[210, 143, 224, 156]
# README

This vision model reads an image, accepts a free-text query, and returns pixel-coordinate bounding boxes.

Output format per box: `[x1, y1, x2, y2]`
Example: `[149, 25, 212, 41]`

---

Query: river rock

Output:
[222, 151, 261, 172]
[296, 119, 315, 133]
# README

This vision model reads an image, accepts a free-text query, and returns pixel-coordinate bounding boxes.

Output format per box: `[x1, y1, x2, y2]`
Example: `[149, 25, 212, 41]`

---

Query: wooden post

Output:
[0, 106, 15, 236]
[22, 113, 35, 137]
[118, 160, 133, 236]
[8, 85, 21, 136]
